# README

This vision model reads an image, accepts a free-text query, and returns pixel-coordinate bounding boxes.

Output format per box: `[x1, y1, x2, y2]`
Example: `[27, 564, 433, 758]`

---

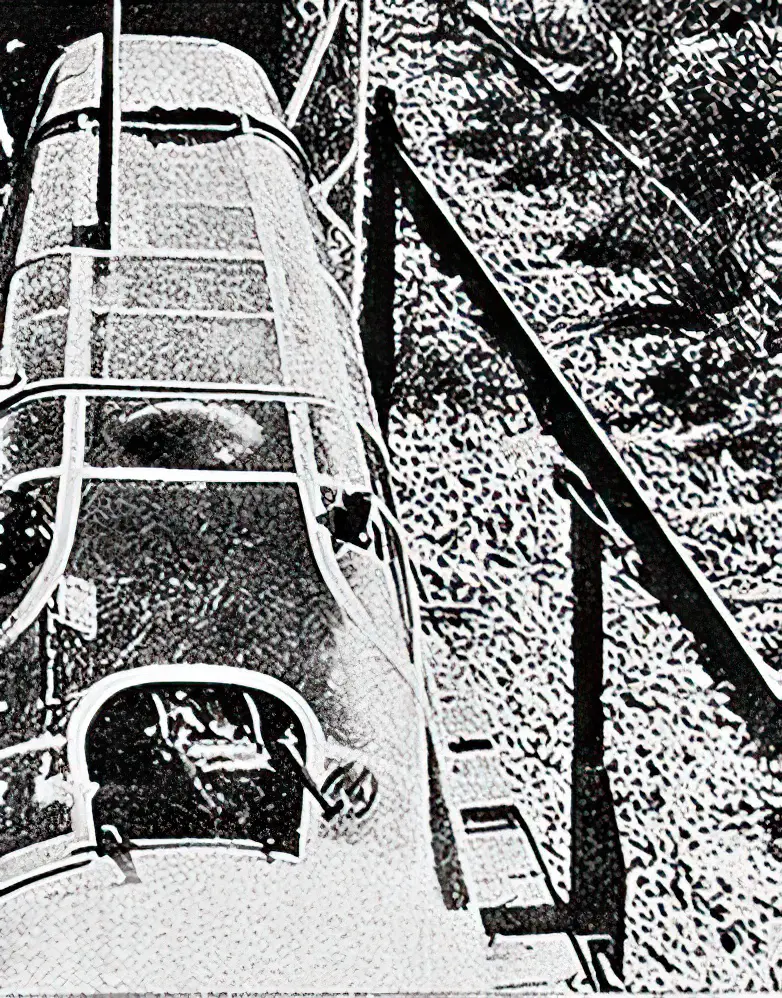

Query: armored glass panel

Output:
[93, 257, 270, 314]
[117, 132, 259, 252]
[7, 257, 71, 323]
[133, 204, 260, 252]
[0, 399, 64, 483]
[119, 37, 280, 121]
[119, 131, 252, 205]
[0, 479, 58, 625]
[38, 35, 101, 127]
[4, 314, 68, 382]
[85, 397, 294, 472]
[60, 481, 341, 714]
[17, 131, 99, 262]
[240, 136, 354, 401]
[94, 312, 281, 384]
[0, 399, 63, 621]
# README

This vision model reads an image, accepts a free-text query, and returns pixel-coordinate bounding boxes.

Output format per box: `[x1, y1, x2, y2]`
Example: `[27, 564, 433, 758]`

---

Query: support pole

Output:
[359, 86, 399, 436]
[95, 0, 118, 250]
[569, 503, 625, 973]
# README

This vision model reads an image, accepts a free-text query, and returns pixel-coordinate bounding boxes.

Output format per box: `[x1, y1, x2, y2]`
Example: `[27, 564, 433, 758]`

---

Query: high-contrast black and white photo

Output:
[0, 0, 778, 992]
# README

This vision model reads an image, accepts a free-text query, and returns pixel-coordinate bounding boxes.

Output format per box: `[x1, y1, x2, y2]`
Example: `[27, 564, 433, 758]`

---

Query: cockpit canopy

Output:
[32, 34, 284, 138]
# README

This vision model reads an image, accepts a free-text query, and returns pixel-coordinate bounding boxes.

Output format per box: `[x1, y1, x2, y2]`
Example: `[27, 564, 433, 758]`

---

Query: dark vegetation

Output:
[438, 0, 782, 445]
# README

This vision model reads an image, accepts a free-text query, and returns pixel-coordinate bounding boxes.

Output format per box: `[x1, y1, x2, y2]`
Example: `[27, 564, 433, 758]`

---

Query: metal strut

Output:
[94, 0, 121, 250]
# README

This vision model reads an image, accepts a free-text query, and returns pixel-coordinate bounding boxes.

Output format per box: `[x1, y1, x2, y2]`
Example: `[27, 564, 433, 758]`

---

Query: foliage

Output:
[436, 0, 782, 445]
